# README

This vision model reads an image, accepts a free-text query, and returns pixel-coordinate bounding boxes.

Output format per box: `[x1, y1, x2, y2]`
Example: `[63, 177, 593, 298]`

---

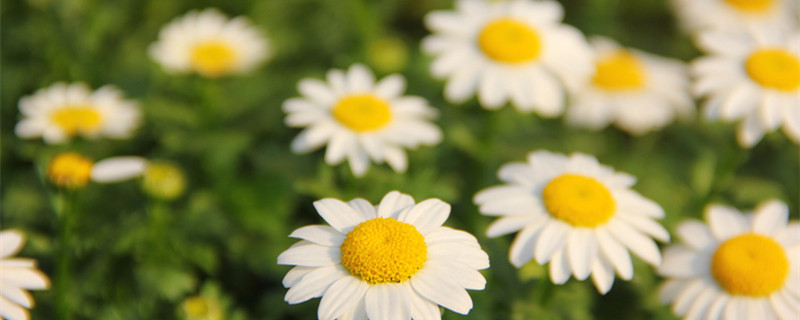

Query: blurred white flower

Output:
[421, 0, 593, 116]
[566, 37, 694, 135]
[692, 28, 800, 147]
[474, 151, 669, 294]
[283, 64, 442, 177]
[278, 191, 489, 320]
[47, 153, 148, 189]
[671, 0, 797, 33]
[658, 201, 799, 320]
[0, 230, 50, 320]
[149, 8, 270, 78]
[15, 82, 140, 144]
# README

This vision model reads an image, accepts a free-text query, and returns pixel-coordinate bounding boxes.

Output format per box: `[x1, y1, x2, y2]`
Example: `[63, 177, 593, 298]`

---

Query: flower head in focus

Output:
[566, 37, 694, 135]
[15, 82, 140, 144]
[0, 230, 50, 320]
[658, 201, 799, 320]
[692, 28, 800, 147]
[474, 151, 669, 294]
[149, 8, 270, 78]
[422, 0, 593, 116]
[277, 191, 489, 319]
[283, 64, 442, 177]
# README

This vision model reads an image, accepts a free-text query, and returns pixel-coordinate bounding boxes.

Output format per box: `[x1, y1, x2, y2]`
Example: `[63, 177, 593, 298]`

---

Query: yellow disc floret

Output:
[332, 94, 392, 132]
[51, 105, 102, 136]
[190, 40, 237, 77]
[711, 233, 789, 297]
[724, 0, 774, 13]
[340, 217, 427, 284]
[478, 18, 542, 64]
[48, 153, 94, 189]
[592, 51, 647, 91]
[543, 174, 616, 227]
[745, 48, 800, 91]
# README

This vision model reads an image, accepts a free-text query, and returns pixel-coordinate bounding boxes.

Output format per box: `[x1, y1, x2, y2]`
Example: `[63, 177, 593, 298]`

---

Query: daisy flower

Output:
[149, 8, 269, 78]
[15, 82, 140, 144]
[474, 151, 669, 294]
[421, 0, 593, 115]
[671, 0, 797, 33]
[565, 37, 694, 135]
[692, 28, 800, 147]
[658, 201, 799, 320]
[277, 191, 489, 319]
[0, 230, 50, 320]
[283, 64, 442, 177]
[48, 152, 149, 189]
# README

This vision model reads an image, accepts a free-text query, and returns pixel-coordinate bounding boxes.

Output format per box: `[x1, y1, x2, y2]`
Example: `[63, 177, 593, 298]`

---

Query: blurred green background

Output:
[2, 0, 798, 319]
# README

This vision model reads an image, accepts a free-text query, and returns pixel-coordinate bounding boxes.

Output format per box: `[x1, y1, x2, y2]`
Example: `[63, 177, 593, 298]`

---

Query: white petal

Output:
[607, 220, 662, 265]
[383, 146, 407, 173]
[377, 191, 415, 219]
[658, 245, 709, 278]
[288, 225, 345, 246]
[347, 198, 377, 220]
[410, 268, 472, 315]
[684, 287, 717, 320]
[276, 241, 340, 267]
[478, 68, 507, 109]
[0, 285, 33, 309]
[398, 198, 450, 235]
[738, 114, 766, 148]
[509, 221, 547, 267]
[613, 189, 665, 218]
[425, 227, 480, 246]
[90, 156, 148, 183]
[548, 248, 571, 285]
[752, 200, 789, 235]
[444, 63, 481, 103]
[677, 221, 716, 250]
[590, 257, 615, 294]
[0, 296, 29, 320]
[486, 215, 542, 238]
[282, 266, 315, 288]
[427, 242, 490, 270]
[373, 75, 406, 99]
[530, 69, 565, 117]
[674, 279, 707, 316]
[285, 265, 347, 304]
[618, 213, 670, 242]
[347, 64, 375, 93]
[347, 145, 371, 177]
[290, 122, 337, 153]
[723, 296, 746, 320]
[365, 283, 411, 320]
[659, 279, 687, 304]
[318, 276, 368, 320]
[423, 258, 487, 290]
[313, 198, 369, 233]
[776, 222, 800, 248]
[567, 229, 596, 281]
[298, 78, 336, 106]
[534, 221, 569, 264]
[0, 231, 24, 258]
[595, 228, 634, 280]
[409, 287, 441, 320]
[325, 131, 354, 165]
[707, 205, 748, 241]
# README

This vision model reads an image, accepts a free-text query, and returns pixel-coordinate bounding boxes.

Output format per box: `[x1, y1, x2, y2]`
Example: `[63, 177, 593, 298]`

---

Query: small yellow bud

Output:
[180, 296, 223, 320]
[47, 153, 93, 189]
[366, 37, 409, 74]
[142, 162, 186, 200]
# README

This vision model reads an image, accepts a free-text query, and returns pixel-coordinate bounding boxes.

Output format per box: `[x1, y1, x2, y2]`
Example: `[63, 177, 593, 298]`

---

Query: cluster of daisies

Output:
[7, 0, 799, 319]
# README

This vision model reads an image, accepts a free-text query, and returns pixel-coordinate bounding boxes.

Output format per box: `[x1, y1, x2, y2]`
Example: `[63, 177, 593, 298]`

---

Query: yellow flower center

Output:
[190, 40, 237, 77]
[477, 18, 542, 64]
[340, 217, 427, 284]
[331, 94, 392, 132]
[724, 0, 774, 13]
[592, 51, 647, 91]
[181, 296, 222, 320]
[745, 48, 800, 91]
[542, 174, 616, 227]
[711, 234, 789, 297]
[48, 153, 94, 189]
[50, 105, 102, 136]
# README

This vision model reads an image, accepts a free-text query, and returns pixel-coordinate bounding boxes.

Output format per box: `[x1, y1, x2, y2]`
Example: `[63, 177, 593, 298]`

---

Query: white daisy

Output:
[283, 64, 442, 177]
[421, 0, 593, 116]
[47, 152, 148, 189]
[565, 36, 694, 135]
[671, 0, 797, 33]
[692, 28, 800, 147]
[15, 82, 141, 144]
[149, 8, 269, 78]
[277, 191, 489, 320]
[474, 151, 669, 294]
[0, 230, 50, 320]
[658, 201, 799, 320]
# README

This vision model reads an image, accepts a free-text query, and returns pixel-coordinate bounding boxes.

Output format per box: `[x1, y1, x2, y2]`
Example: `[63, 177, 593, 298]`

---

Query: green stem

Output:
[55, 191, 77, 320]
[696, 145, 751, 210]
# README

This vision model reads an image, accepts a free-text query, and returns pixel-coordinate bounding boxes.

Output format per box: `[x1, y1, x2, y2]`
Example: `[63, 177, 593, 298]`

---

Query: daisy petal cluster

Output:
[671, 0, 797, 33]
[692, 28, 800, 147]
[566, 36, 694, 135]
[149, 8, 269, 78]
[15, 82, 141, 144]
[422, 0, 593, 116]
[0, 230, 50, 320]
[475, 151, 669, 294]
[659, 200, 799, 320]
[277, 191, 489, 320]
[284, 64, 442, 177]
